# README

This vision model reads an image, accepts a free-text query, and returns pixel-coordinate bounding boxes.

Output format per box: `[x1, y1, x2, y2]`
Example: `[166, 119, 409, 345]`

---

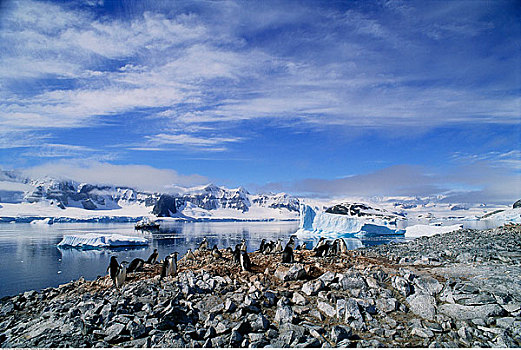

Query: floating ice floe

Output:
[30, 218, 53, 225]
[57, 233, 149, 248]
[404, 224, 463, 238]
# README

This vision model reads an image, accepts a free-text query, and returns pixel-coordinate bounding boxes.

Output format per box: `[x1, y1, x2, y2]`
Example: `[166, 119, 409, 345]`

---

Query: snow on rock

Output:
[404, 224, 463, 238]
[296, 203, 404, 238]
[57, 233, 149, 248]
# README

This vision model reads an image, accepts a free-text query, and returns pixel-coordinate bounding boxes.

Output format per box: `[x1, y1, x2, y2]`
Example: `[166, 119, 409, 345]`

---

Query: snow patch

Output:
[404, 224, 463, 238]
[57, 233, 149, 248]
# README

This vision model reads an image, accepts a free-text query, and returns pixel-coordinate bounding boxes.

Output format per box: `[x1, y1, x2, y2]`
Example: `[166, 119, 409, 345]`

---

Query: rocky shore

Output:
[1, 225, 520, 348]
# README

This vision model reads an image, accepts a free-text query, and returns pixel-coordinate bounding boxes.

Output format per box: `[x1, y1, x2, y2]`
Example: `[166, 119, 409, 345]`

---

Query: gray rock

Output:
[126, 321, 146, 339]
[317, 301, 336, 318]
[302, 279, 325, 296]
[376, 297, 397, 313]
[210, 303, 225, 314]
[344, 298, 363, 323]
[247, 313, 269, 332]
[411, 327, 434, 338]
[495, 317, 515, 329]
[274, 264, 306, 282]
[339, 271, 366, 290]
[224, 299, 237, 313]
[104, 323, 126, 343]
[406, 294, 436, 320]
[330, 325, 352, 344]
[278, 323, 306, 345]
[438, 303, 504, 320]
[292, 292, 308, 306]
[274, 305, 294, 324]
[229, 330, 243, 347]
[392, 276, 412, 297]
[414, 275, 443, 296]
[318, 271, 336, 285]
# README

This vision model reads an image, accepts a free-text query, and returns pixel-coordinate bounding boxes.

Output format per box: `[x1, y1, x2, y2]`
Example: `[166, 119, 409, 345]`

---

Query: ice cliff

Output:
[296, 202, 405, 238]
[57, 233, 149, 248]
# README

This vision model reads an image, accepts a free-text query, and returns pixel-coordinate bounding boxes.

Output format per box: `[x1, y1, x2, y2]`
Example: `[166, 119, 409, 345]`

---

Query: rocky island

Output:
[1, 225, 520, 348]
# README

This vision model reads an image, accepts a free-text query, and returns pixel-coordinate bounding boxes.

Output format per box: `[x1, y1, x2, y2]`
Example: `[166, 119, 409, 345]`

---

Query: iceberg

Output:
[57, 233, 149, 248]
[296, 204, 405, 238]
[404, 224, 463, 238]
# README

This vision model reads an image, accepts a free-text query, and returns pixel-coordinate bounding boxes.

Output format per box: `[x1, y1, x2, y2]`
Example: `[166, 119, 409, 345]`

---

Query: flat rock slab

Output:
[438, 303, 504, 320]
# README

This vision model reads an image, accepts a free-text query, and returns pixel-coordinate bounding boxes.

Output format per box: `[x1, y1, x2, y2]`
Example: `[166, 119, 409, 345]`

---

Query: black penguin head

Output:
[213, 244, 218, 250]
[154, 249, 158, 253]
[110, 256, 118, 264]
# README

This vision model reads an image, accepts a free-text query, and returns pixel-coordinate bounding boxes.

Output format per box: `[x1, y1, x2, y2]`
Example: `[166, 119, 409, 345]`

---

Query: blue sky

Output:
[0, 0, 520, 203]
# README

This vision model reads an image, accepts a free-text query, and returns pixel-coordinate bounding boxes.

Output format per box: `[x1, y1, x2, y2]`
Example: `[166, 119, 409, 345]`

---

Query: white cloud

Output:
[21, 160, 208, 192]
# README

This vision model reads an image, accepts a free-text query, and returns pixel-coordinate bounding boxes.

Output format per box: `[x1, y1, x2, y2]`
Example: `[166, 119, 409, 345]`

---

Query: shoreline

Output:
[0, 216, 299, 224]
[1, 225, 520, 347]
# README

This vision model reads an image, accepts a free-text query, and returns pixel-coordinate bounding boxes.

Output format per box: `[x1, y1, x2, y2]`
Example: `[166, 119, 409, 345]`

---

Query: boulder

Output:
[406, 294, 436, 320]
[513, 199, 521, 209]
[414, 276, 443, 296]
[292, 292, 308, 306]
[152, 195, 177, 217]
[438, 303, 504, 320]
[274, 264, 306, 282]
[376, 298, 397, 313]
[317, 301, 336, 318]
[330, 325, 352, 344]
[274, 305, 294, 324]
[302, 279, 325, 296]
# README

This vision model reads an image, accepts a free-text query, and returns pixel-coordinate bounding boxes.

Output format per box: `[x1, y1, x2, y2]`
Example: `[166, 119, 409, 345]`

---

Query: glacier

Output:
[296, 204, 405, 238]
[57, 233, 149, 248]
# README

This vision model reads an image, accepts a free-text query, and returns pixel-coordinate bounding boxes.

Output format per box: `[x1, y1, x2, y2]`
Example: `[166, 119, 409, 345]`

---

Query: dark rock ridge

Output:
[514, 199, 521, 209]
[152, 194, 177, 217]
[325, 202, 403, 220]
[1, 225, 520, 348]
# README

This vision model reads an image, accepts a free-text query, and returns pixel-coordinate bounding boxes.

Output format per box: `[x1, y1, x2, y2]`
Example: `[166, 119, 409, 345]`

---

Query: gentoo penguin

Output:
[198, 237, 208, 251]
[258, 239, 266, 253]
[239, 250, 252, 271]
[263, 240, 275, 254]
[233, 244, 241, 265]
[314, 240, 331, 257]
[127, 258, 145, 273]
[146, 249, 158, 264]
[212, 245, 222, 259]
[282, 237, 296, 263]
[240, 238, 247, 252]
[115, 261, 128, 288]
[107, 256, 119, 283]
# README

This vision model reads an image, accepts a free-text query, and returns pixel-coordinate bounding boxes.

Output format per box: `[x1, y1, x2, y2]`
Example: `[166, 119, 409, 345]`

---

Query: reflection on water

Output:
[0, 219, 433, 298]
[0, 221, 298, 297]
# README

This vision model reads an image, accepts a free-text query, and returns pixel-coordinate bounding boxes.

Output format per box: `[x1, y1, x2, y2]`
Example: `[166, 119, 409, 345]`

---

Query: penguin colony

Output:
[106, 235, 351, 288]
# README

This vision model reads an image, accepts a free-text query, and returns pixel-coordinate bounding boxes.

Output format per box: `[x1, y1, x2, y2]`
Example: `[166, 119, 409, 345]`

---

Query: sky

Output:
[0, 0, 520, 203]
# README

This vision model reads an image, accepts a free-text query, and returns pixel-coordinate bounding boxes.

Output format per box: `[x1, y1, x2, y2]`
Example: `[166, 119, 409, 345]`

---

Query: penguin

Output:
[225, 247, 233, 254]
[185, 249, 196, 261]
[314, 237, 326, 251]
[240, 238, 247, 252]
[264, 240, 275, 254]
[146, 249, 158, 264]
[160, 252, 178, 280]
[198, 237, 208, 251]
[258, 239, 266, 253]
[282, 237, 295, 263]
[107, 256, 119, 284]
[115, 261, 128, 288]
[212, 245, 222, 259]
[239, 250, 252, 272]
[233, 244, 241, 265]
[337, 238, 348, 255]
[314, 240, 332, 257]
[127, 258, 145, 273]
[273, 239, 283, 254]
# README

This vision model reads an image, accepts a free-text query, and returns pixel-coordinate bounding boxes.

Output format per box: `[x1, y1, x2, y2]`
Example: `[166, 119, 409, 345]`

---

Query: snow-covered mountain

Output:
[0, 171, 299, 221]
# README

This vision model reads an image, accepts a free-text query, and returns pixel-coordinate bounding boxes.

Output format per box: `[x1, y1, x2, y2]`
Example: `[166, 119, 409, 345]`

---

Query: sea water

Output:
[0, 220, 414, 298]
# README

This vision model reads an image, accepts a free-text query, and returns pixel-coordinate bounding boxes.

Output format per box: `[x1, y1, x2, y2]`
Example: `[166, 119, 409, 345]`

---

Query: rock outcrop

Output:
[152, 194, 177, 217]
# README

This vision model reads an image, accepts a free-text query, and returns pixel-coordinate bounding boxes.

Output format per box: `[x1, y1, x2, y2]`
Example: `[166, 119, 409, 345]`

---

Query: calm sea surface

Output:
[0, 221, 411, 298]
